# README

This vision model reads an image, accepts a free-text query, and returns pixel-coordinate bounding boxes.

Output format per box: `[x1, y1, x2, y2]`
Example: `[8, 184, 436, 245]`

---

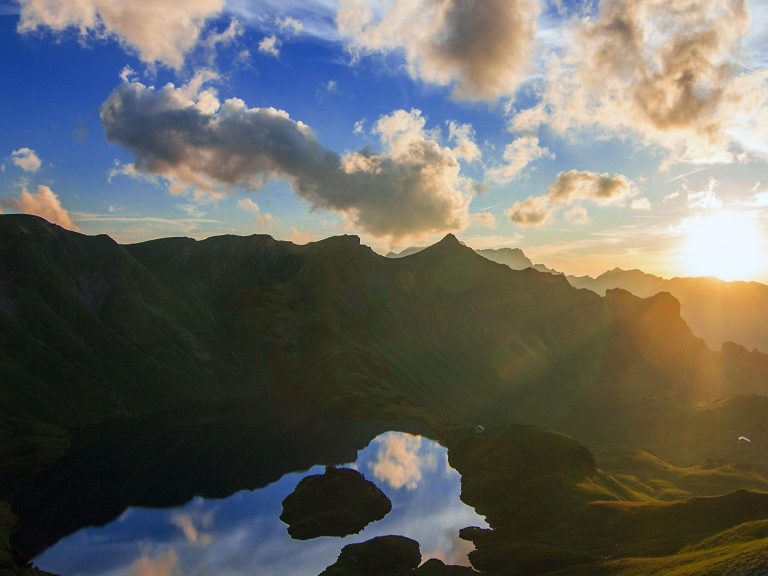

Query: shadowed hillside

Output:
[2, 215, 768, 575]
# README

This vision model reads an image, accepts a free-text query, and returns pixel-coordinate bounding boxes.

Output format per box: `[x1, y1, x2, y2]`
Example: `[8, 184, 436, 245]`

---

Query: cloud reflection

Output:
[370, 432, 438, 490]
[34, 432, 487, 576]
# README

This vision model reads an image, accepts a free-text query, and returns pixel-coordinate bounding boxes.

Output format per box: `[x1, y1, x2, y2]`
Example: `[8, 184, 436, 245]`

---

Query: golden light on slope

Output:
[679, 211, 765, 281]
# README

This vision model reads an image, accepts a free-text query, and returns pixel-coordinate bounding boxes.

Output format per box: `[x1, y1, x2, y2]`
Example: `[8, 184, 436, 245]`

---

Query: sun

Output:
[678, 211, 766, 281]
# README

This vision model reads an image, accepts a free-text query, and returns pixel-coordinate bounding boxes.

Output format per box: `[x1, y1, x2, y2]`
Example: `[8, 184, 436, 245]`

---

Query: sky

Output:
[0, 0, 767, 280]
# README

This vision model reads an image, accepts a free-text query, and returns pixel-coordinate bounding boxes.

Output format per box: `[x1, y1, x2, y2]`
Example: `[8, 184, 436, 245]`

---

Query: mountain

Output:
[387, 244, 561, 275]
[2, 215, 768, 575]
[570, 268, 768, 353]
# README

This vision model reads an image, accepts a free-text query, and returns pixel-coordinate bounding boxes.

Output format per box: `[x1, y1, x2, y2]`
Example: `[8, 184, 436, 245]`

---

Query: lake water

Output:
[33, 431, 487, 576]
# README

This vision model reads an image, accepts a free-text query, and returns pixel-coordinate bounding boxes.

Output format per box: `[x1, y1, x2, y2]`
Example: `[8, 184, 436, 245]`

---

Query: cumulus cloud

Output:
[487, 135, 551, 183]
[1, 185, 79, 230]
[630, 197, 652, 211]
[17, 0, 224, 68]
[11, 147, 41, 173]
[100, 79, 471, 240]
[507, 170, 635, 227]
[370, 432, 437, 490]
[337, 0, 539, 101]
[258, 34, 280, 57]
[446, 121, 480, 163]
[516, 0, 768, 164]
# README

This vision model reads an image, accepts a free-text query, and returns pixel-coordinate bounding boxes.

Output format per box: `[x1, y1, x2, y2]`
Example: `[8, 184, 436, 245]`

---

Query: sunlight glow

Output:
[679, 211, 766, 281]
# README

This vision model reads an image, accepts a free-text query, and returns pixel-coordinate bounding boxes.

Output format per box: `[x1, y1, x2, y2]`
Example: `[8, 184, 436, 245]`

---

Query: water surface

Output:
[34, 431, 487, 575]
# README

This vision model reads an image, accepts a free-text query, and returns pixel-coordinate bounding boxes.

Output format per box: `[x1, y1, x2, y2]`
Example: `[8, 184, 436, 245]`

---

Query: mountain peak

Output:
[438, 233, 461, 246]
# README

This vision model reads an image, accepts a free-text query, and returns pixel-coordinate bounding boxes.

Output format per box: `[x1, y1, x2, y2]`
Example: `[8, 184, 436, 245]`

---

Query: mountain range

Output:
[2, 215, 768, 576]
[391, 244, 768, 354]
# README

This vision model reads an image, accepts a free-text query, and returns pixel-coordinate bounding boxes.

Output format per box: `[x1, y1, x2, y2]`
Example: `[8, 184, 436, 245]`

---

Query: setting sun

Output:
[679, 211, 766, 281]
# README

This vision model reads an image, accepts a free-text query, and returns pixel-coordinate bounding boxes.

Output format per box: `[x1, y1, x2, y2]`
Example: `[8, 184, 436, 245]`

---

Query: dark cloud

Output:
[100, 81, 470, 239]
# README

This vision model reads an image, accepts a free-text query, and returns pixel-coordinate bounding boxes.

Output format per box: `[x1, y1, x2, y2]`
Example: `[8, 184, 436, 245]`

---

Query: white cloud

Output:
[237, 197, 275, 228]
[277, 16, 303, 36]
[515, 0, 768, 164]
[370, 432, 437, 491]
[325, 79, 337, 92]
[630, 197, 651, 211]
[686, 177, 723, 209]
[446, 121, 481, 163]
[17, 0, 224, 68]
[100, 80, 472, 240]
[487, 135, 551, 183]
[11, 147, 41, 173]
[258, 34, 280, 57]
[337, 0, 539, 101]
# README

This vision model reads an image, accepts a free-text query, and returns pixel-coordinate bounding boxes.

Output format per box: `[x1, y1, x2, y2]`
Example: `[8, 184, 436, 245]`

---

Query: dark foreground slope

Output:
[2, 215, 768, 575]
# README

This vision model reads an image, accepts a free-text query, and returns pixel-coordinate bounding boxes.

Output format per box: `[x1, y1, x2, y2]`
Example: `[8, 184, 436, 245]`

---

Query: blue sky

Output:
[1, 0, 767, 280]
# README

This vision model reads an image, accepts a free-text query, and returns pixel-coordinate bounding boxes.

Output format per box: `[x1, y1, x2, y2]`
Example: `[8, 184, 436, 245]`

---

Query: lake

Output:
[32, 431, 487, 576]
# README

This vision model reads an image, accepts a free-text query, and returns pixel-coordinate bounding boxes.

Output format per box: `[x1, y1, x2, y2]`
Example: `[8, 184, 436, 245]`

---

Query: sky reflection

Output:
[34, 432, 487, 576]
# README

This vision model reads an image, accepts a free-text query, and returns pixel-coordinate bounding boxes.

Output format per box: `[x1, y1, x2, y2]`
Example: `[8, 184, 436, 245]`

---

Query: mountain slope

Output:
[570, 268, 768, 353]
[3, 215, 768, 449]
[3, 215, 768, 575]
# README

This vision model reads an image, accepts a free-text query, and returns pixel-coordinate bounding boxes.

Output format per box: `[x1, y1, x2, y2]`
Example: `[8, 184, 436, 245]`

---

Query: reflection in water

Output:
[370, 432, 437, 490]
[34, 432, 487, 576]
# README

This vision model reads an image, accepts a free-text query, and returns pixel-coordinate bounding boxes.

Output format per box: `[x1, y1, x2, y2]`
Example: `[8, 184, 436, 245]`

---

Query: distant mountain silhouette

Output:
[569, 268, 768, 353]
[387, 244, 559, 274]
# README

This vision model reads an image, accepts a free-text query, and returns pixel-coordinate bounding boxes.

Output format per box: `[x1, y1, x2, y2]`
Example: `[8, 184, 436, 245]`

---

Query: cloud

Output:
[11, 147, 41, 172]
[487, 135, 551, 183]
[471, 211, 497, 229]
[258, 34, 280, 57]
[630, 197, 652, 211]
[506, 195, 553, 227]
[277, 16, 303, 36]
[170, 513, 212, 546]
[1, 185, 79, 230]
[128, 550, 181, 576]
[337, 0, 539, 101]
[507, 170, 635, 227]
[237, 197, 274, 228]
[564, 205, 590, 225]
[686, 177, 722, 209]
[17, 0, 224, 68]
[516, 0, 768, 164]
[325, 79, 337, 93]
[370, 432, 437, 490]
[446, 121, 480, 163]
[100, 80, 471, 240]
